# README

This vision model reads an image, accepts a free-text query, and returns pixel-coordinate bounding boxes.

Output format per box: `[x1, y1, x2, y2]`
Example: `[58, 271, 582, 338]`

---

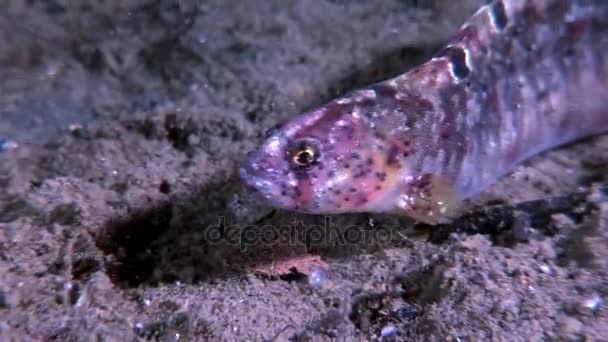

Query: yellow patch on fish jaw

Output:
[393, 174, 464, 224]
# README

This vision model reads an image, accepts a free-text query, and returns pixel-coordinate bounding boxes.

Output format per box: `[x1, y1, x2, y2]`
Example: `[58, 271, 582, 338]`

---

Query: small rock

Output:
[539, 264, 551, 274]
[559, 316, 583, 341]
[134, 322, 144, 333]
[581, 294, 602, 313]
[381, 324, 398, 340]
[308, 267, 329, 288]
[0, 139, 18, 152]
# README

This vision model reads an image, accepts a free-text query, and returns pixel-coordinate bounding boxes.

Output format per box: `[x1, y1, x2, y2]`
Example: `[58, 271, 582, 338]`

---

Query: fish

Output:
[240, 0, 608, 224]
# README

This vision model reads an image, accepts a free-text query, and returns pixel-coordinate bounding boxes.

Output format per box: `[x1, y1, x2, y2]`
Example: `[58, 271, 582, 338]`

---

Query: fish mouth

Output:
[239, 159, 283, 202]
[239, 159, 268, 193]
[240, 156, 307, 212]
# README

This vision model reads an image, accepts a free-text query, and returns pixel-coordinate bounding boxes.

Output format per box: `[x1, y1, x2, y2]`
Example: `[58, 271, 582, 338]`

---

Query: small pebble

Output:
[68, 123, 82, 132]
[539, 264, 551, 274]
[582, 294, 602, 312]
[308, 267, 329, 288]
[381, 324, 398, 339]
[63, 282, 73, 292]
[0, 139, 18, 152]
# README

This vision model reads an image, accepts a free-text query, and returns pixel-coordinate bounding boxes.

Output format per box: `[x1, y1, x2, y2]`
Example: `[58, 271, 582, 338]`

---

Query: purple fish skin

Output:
[241, 0, 608, 223]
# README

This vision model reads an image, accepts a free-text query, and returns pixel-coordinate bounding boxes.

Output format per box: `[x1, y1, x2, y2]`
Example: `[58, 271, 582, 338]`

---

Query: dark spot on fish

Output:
[409, 96, 435, 113]
[374, 131, 386, 140]
[386, 145, 400, 165]
[370, 84, 397, 99]
[344, 163, 350, 169]
[335, 189, 342, 195]
[349, 187, 357, 193]
[327, 170, 336, 177]
[351, 152, 361, 160]
[536, 89, 549, 101]
[344, 197, 350, 202]
[375, 185, 382, 190]
[355, 195, 368, 205]
[375, 172, 387, 182]
[441, 129, 451, 139]
[563, 47, 575, 57]
[435, 46, 470, 79]
[366, 158, 374, 166]
[353, 170, 368, 178]
[490, 0, 508, 31]
[347, 131, 354, 140]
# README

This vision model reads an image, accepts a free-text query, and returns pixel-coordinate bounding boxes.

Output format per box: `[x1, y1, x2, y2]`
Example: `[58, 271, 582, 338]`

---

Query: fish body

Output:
[240, 0, 608, 223]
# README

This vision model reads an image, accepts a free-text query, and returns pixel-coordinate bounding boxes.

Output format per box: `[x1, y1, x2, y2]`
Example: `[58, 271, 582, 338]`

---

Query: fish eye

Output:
[294, 148, 315, 165]
[288, 140, 319, 169]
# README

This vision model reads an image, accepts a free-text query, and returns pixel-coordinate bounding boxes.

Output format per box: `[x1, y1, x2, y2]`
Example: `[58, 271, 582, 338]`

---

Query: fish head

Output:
[240, 92, 411, 214]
